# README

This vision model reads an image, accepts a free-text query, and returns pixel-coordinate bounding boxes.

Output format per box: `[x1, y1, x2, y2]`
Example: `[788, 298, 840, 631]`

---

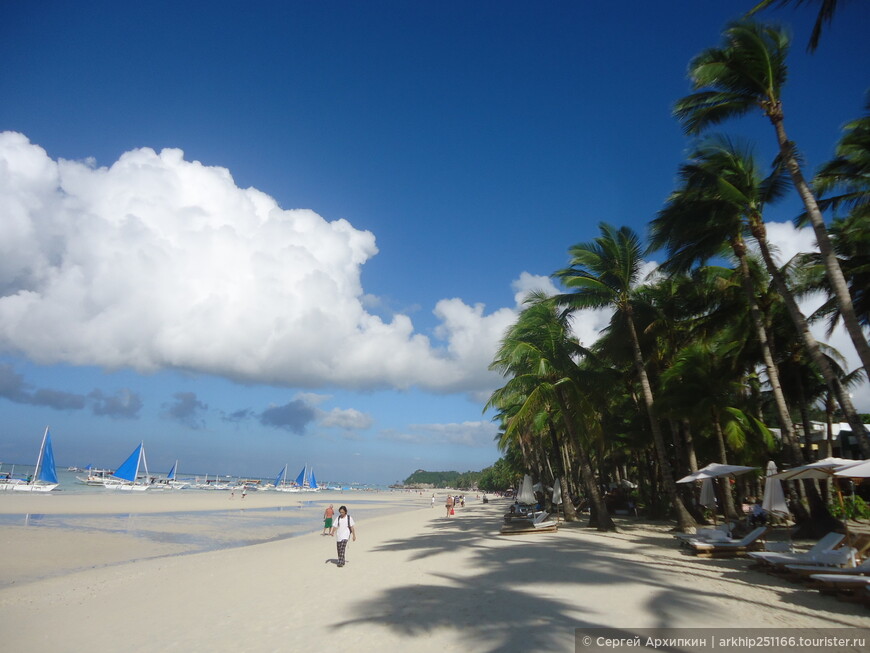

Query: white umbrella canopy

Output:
[761, 460, 789, 516]
[552, 478, 562, 505]
[516, 474, 536, 504]
[833, 459, 870, 479]
[676, 462, 757, 483]
[769, 457, 862, 481]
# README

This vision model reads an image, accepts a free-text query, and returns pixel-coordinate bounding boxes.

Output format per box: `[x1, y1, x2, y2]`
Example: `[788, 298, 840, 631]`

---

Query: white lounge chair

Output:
[500, 511, 558, 535]
[807, 573, 870, 594]
[783, 555, 870, 579]
[687, 527, 767, 557]
[747, 532, 845, 568]
[674, 523, 734, 543]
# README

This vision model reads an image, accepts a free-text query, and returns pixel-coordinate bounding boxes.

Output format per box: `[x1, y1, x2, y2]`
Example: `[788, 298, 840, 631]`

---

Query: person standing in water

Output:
[323, 504, 335, 535]
[333, 505, 356, 568]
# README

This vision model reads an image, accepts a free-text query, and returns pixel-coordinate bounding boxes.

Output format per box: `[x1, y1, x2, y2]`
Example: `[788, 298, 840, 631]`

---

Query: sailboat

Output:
[305, 467, 319, 492]
[294, 465, 306, 488]
[292, 464, 319, 492]
[274, 464, 298, 492]
[1, 427, 59, 492]
[103, 442, 150, 491]
[75, 464, 114, 486]
[154, 460, 188, 489]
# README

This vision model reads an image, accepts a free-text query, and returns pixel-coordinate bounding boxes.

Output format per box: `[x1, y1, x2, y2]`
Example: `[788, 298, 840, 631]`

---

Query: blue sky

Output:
[1, 1, 868, 484]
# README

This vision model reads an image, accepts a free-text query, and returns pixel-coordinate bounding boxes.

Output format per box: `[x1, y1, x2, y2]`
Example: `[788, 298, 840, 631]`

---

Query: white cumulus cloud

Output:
[0, 132, 522, 394]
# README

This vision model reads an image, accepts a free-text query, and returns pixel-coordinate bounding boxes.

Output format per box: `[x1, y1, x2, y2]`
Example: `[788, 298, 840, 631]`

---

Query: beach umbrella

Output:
[768, 457, 862, 481]
[552, 478, 562, 506]
[761, 461, 789, 517]
[833, 459, 870, 479]
[516, 474, 536, 504]
[676, 462, 756, 483]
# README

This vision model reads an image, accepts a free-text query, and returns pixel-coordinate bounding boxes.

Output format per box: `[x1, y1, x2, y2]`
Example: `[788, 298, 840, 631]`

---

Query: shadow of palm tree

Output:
[341, 502, 867, 650]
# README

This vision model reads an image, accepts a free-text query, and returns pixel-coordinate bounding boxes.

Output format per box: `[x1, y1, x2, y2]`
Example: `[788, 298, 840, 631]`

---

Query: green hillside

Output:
[401, 469, 481, 489]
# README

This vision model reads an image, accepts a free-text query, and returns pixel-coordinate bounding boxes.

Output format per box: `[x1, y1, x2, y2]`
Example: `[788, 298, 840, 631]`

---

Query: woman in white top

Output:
[334, 505, 356, 567]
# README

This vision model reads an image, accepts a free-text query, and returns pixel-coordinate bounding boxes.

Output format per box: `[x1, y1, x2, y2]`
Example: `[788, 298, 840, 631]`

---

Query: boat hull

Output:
[11, 483, 59, 493]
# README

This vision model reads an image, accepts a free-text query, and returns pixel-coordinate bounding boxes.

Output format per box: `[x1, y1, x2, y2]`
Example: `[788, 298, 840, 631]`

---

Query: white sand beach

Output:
[1, 493, 868, 652]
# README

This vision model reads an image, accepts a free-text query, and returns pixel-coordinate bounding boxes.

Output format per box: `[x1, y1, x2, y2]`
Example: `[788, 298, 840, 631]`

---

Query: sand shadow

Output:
[338, 500, 868, 651]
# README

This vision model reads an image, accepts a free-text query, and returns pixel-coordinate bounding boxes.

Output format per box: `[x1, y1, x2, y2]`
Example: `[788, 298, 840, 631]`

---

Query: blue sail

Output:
[294, 465, 306, 486]
[113, 443, 142, 482]
[37, 430, 59, 484]
[274, 464, 287, 487]
[167, 461, 177, 480]
[308, 468, 317, 489]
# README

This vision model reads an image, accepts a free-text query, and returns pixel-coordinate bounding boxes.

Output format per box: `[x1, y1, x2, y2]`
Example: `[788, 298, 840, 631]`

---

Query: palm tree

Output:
[658, 337, 775, 520]
[814, 102, 870, 219]
[747, 0, 843, 51]
[792, 213, 870, 335]
[656, 134, 868, 456]
[649, 137, 804, 465]
[487, 293, 615, 530]
[553, 224, 695, 532]
[674, 20, 870, 378]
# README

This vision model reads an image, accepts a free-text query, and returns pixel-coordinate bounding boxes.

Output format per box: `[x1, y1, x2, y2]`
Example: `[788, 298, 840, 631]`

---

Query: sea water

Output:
[0, 487, 428, 587]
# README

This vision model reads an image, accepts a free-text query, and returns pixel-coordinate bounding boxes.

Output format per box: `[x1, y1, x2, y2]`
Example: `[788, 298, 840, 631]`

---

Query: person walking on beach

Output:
[323, 504, 335, 535]
[333, 505, 355, 567]
[431, 494, 435, 508]
[445, 494, 454, 517]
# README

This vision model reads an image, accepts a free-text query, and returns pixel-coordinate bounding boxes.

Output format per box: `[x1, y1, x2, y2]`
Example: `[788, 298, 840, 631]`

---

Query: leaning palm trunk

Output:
[751, 219, 870, 457]
[731, 238, 803, 466]
[769, 113, 870, 377]
[625, 313, 695, 531]
[553, 389, 616, 531]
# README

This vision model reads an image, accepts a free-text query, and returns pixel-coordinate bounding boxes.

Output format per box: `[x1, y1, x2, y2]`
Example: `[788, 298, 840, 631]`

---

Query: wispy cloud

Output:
[162, 391, 207, 429]
[259, 399, 317, 434]
[379, 421, 498, 447]
[0, 363, 142, 417]
[90, 388, 143, 419]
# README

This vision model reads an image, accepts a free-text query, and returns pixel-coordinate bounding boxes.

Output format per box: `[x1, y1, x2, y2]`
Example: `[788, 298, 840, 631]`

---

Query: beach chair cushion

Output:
[748, 532, 845, 566]
[689, 526, 767, 551]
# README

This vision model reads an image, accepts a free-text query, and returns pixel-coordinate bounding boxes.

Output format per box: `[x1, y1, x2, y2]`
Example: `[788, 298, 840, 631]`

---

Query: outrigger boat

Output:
[102, 442, 150, 491]
[0, 427, 59, 492]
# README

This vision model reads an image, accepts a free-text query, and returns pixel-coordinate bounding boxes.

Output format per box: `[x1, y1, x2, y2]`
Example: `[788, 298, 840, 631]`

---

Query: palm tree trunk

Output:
[769, 114, 870, 377]
[751, 221, 870, 457]
[731, 239, 803, 466]
[624, 311, 695, 531]
[711, 415, 741, 521]
[554, 389, 616, 531]
[547, 420, 580, 522]
[681, 419, 699, 473]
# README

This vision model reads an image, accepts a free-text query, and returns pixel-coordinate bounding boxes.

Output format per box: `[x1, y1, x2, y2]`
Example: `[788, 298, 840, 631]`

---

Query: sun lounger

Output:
[687, 527, 767, 557]
[783, 555, 870, 580]
[674, 524, 734, 543]
[747, 532, 846, 569]
[499, 511, 558, 535]
[807, 574, 870, 600]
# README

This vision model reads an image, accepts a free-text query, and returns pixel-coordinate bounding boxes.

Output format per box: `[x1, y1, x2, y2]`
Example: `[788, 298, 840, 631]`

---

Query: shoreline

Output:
[1, 496, 868, 652]
[0, 487, 426, 515]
